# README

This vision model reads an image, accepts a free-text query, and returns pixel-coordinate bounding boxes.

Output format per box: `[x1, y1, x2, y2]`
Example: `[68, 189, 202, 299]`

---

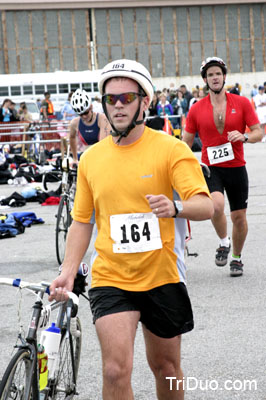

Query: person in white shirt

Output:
[253, 85, 266, 141]
[92, 95, 104, 113]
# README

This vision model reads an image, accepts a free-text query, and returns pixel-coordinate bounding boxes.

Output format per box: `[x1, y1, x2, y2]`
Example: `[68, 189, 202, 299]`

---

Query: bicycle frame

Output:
[0, 278, 79, 400]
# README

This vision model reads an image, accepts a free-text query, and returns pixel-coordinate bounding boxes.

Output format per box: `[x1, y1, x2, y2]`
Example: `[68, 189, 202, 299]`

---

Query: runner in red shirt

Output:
[183, 57, 262, 277]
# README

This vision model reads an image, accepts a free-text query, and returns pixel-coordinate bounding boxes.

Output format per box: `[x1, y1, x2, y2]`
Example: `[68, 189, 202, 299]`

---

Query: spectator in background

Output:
[250, 84, 258, 98]
[177, 89, 188, 115]
[61, 92, 76, 121]
[229, 83, 241, 95]
[170, 91, 183, 129]
[189, 89, 199, 109]
[18, 102, 33, 122]
[92, 96, 104, 113]
[0, 99, 12, 122]
[40, 92, 55, 120]
[179, 84, 193, 115]
[148, 92, 159, 117]
[264, 81, 266, 94]
[156, 92, 173, 116]
[189, 88, 206, 109]
[9, 101, 20, 121]
[36, 99, 42, 110]
[253, 85, 266, 141]
[198, 88, 206, 99]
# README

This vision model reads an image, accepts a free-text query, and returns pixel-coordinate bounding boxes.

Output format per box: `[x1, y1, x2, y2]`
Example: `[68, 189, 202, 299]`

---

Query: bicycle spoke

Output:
[0, 349, 33, 400]
[50, 319, 81, 399]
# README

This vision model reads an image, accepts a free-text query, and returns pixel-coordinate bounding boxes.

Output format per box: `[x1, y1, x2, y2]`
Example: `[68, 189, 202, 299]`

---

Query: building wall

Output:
[0, 4, 265, 95]
[1, 0, 265, 9]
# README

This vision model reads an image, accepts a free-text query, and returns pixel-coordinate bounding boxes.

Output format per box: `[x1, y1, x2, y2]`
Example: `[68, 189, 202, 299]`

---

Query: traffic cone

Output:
[163, 116, 172, 135]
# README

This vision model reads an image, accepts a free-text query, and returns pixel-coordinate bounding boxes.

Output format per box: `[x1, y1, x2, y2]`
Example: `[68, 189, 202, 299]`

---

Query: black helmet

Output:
[200, 57, 227, 79]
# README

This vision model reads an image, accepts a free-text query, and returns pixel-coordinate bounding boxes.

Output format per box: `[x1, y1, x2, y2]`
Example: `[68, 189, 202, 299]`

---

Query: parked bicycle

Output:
[0, 263, 89, 400]
[55, 161, 77, 266]
[42, 147, 77, 266]
[25, 122, 45, 165]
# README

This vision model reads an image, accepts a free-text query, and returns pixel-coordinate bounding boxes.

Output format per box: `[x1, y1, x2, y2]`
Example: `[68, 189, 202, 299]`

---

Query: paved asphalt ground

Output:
[0, 142, 265, 399]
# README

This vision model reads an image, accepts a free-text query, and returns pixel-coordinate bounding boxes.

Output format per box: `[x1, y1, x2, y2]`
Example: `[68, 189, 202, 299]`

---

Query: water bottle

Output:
[37, 344, 48, 390]
[39, 323, 61, 379]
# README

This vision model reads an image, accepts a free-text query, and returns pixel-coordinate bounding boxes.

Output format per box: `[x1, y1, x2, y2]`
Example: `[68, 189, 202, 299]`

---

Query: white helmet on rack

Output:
[71, 89, 91, 115]
[98, 59, 154, 105]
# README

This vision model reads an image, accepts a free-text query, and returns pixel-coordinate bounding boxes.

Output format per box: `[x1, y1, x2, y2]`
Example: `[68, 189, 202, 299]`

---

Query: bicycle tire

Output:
[50, 317, 82, 399]
[42, 170, 62, 193]
[55, 195, 72, 266]
[0, 348, 35, 400]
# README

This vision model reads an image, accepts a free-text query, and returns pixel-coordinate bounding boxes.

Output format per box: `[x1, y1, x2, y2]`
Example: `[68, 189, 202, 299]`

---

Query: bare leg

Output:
[210, 191, 227, 239]
[231, 209, 248, 256]
[143, 325, 184, 400]
[95, 311, 140, 400]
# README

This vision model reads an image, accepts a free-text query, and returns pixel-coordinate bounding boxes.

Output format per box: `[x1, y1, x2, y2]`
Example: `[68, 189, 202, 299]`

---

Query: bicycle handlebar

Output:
[0, 278, 79, 307]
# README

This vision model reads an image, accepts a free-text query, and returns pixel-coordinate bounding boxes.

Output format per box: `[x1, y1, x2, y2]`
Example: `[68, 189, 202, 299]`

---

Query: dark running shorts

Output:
[205, 166, 249, 212]
[88, 283, 194, 339]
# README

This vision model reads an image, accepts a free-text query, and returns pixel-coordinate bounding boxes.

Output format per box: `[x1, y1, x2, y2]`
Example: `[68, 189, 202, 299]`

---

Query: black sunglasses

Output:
[80, 109, 91, 116]
[103, 92, 144, 106]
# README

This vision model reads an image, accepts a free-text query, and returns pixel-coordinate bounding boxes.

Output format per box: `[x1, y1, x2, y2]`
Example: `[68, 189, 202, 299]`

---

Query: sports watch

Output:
[243, 133, 249, 142]
[173, 200, 183, 217]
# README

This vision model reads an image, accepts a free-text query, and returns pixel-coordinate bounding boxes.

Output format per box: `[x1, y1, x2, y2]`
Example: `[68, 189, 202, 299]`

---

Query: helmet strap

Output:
[88, 112, 94, 123]
[207, 78, 226, 95]
[102, 97, 144, 143]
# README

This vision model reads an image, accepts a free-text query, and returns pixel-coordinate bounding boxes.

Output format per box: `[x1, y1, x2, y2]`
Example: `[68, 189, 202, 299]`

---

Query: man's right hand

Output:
[49, 273, 74, 302]
[72, 159, 79, 167]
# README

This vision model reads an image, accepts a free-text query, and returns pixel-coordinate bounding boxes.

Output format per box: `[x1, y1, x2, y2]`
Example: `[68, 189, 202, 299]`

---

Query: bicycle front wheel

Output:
[0, 348, 35, 400]
[55, 195, 72, 266]
[50, 317, 82, 399]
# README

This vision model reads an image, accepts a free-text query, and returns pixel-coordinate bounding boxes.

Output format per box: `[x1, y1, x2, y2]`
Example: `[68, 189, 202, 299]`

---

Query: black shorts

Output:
[206, 166, 249, 212]
[88, 283, 194, 339]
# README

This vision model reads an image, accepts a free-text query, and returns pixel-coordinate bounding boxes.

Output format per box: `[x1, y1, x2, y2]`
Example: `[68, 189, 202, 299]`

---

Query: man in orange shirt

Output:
[49, 59, 213, 399]
[40, 92, 55, 120]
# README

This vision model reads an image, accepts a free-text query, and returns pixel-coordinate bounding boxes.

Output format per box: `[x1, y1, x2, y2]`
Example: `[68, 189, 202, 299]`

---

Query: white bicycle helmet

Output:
[98, 59, 154, 142]
[200, 57, 227, 78]
[98, 59, 154, 105]
[71, 89, 91, 114]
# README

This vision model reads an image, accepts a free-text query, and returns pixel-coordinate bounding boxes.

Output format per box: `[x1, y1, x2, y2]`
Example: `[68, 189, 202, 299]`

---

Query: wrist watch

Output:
[173, 200, 183, 217]
[243, 133, 249, 142]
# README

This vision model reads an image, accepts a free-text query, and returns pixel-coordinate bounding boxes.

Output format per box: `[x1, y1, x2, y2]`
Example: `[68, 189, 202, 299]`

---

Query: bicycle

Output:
[42, 149, 77, 266]
[25, 122, 45, 165]
[55, 160, 77, 266]
[0, 264, 88, 400]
